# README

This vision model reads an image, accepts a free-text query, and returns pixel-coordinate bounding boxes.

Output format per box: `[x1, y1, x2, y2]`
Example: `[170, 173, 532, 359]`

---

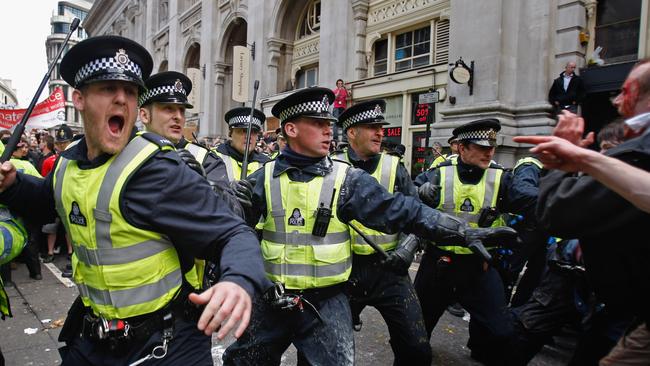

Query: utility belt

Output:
[80, 292, 203, 345]
[262, 282, 345, 323]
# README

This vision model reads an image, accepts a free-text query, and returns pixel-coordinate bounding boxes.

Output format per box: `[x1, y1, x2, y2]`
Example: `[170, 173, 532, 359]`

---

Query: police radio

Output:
[312, 188, 336, 237]
[477, 207, 499, 228]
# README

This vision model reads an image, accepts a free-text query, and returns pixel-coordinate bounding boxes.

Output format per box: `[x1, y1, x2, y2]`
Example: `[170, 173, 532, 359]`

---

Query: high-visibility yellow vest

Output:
[184, 142, 209, 165]
[53, 135, 188, 319]
[514, 156, 543, 171]
[260, 159, 352, 289]
[214, 151, 261, 181]
[436, 163, 506, 254]
[430, 155, 447, 169]
[0, 216, 28, 319]
[332, 150, 400, 254]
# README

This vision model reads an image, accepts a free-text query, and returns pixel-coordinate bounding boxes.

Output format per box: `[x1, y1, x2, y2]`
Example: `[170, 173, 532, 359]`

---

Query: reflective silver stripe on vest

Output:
[441, 166, 499, 224]
[77, 268, 182, 307]
[221, 154, 235, 181]
[267, 160, 350, 248]
[94, 137, 161, 254]
[332, 152, 347, 162]
[262, 230, 350, 245]
[379, 154, 393, 188]
[186, 143, 208, 164]
[54, 158, 70, 221]
[264, 257, 352, 278]
[74, 239, 172, 266]
[353, 233, 398, 245]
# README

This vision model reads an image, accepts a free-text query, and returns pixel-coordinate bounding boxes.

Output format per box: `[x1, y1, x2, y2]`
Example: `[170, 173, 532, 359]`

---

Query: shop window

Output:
[595, 0, 642, 64]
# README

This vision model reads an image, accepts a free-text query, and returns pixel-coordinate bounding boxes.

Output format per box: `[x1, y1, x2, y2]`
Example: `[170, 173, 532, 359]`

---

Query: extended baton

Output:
[1, 18, 80, 163]
[240, 80, 260, 180]
[348, 222, 389, 259]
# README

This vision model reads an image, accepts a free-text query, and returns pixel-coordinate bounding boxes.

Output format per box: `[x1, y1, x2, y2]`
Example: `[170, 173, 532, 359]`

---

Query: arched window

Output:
[298, 0, 320, 39]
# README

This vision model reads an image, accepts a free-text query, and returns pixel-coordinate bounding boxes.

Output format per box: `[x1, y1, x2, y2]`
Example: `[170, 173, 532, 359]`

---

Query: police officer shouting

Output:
[222, 88, 517, 365]
[413, 119, 535, 365]
[214, 107, 270, 181]
[332, 100, 431, 365]
[0, 36, 269, 365]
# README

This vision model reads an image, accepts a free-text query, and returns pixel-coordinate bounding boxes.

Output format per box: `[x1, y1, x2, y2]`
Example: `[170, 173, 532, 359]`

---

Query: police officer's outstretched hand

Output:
[381, 234, 421, 275]
[230, 179, 253, 210]
[432, 213, 468, 245]
[418, 182, 440, 207]
[209, 180, 247, 219]
[177, 148, 206, 177]
[0, 161, 17, 192]
[466, 226, 520, 248]
[189, 281, 252, 339]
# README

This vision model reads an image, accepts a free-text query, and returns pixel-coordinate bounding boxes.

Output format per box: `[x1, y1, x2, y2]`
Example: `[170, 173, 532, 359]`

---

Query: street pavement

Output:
[1, 256, 571, 365]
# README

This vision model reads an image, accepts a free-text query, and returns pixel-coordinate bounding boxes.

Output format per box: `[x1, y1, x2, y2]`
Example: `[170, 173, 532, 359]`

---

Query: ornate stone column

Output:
[214, 61, 229, 135]
[351, 0, 370, 79]
[266, 38, 284, 96]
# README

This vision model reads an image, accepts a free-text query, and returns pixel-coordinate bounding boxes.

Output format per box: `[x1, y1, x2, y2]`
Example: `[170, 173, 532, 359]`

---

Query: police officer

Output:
[332, 99, 431, 365]
[138, 71, 250, 288]
[214, 107, 270, 181]
[413, 119, 535, 365]
[0, 36, 269, 365]
[222, 88, 517, 365]
[139, 71, 230, 185]
[429, 135, 459, 169]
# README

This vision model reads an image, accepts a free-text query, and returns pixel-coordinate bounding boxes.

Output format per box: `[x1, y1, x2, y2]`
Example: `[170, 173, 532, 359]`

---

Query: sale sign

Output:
[0, 88, 66, 130]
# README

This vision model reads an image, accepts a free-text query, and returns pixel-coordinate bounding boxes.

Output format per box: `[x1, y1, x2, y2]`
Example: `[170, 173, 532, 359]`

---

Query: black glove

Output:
[230, 179, 254, 211]
[381, 234, 422, 275]
[418, 182, 440, 207]
[209, 180, 246, 219]
[177, 149, 205, 177]
[432, 213, 468, 245]
[465, 226, 520, 248]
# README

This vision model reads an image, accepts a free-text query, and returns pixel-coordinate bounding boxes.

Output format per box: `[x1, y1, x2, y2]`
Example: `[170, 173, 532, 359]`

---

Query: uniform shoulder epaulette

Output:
[437, 159, 454, 167]
[137, 132, 175, 150]
[488, 161, 505, 170]
[386, 150, 403, 159]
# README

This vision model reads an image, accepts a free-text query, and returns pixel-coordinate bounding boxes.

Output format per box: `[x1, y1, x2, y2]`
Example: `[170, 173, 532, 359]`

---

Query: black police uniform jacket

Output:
[0, 133, 272, 297]
[537, 130, 650, 323]
[176, 137, 230, 185]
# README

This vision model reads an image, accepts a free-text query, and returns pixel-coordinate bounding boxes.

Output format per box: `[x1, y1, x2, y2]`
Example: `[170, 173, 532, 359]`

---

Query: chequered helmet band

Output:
[279, 100, 331, 123]
[341, 109, 384, 130]
[456, 129, 498, 141]
[74, 56, 143, 86]
[138, 85, 188, 106]
[229, 115, 263, 130]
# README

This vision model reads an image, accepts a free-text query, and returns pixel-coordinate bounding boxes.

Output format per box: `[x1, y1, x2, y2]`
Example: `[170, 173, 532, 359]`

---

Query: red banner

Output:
[0, 88, 66, 130]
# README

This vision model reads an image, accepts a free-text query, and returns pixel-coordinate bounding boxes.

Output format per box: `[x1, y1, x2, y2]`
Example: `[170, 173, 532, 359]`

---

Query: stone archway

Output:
[215, 17, 248, 135]
[267, 0, 312, 94]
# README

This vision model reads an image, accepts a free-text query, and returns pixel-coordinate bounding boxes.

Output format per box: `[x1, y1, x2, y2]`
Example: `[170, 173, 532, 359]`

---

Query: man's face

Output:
[285, 117, 332, 158]
[72, 81, 138, 159]
[458, 142, 495, 169]
[336, 80, 344, 88]
[54, 141, 70, 153]
[613, 64, 650, 119]
[230, 127, 258, 155]
[13, 141, 28, 158]
[565, 62, 576, 75]
[140, 103, 186, 144]
[348, 124, 384, 158]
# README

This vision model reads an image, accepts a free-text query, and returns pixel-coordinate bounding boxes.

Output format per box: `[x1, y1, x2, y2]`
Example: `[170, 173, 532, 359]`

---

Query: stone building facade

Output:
[83, 0, 649, 174]
[0, 79, 18, 108]
[46, 0, 94, 131]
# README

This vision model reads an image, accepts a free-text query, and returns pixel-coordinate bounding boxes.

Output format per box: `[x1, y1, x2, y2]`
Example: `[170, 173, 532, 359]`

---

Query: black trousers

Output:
[224, 291, 354, 365]
[347, 254, 431, 366]
[414, 248, 514, 366]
